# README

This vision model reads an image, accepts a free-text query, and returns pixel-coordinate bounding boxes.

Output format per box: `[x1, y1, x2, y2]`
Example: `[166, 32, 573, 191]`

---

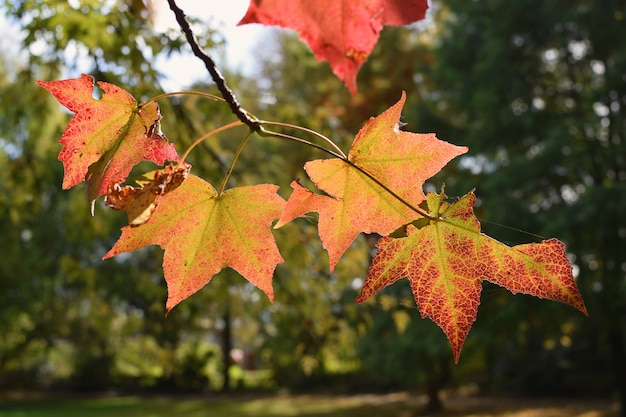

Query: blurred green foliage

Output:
[0, 0, 231, 392]
[429, 0, 625, 408]
[0, 2, 624, 415]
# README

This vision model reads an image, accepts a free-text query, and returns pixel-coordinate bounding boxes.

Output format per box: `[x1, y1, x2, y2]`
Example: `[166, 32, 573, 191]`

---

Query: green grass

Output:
[0, 393, 618, 417]
[0, 393, 412, 417]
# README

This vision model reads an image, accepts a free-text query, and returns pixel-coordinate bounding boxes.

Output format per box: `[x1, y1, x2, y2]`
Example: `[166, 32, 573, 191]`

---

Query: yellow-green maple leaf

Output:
[104, 174, 285, 313]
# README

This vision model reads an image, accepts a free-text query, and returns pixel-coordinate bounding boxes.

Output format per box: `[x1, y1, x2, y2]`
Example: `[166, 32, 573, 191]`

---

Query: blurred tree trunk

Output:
[608, 329, 626, 417]
[425, 379, 443, 413]
[221, 298, 232, 392]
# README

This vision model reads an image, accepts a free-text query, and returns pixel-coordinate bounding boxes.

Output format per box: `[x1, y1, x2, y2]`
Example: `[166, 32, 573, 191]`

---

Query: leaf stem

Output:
[218, 129, 254, 195]
[259, 125, 432, 220]
[180, 120, 244, 163]
[259, 129, 346, 160]
[258, 120, 347, 159]
[340, 159, 434, 220]
[140, 90, 225, 107]
[167, 0, 260, 131]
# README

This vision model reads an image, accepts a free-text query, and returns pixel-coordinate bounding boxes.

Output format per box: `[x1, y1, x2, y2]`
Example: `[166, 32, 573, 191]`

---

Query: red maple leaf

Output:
[276, 93, 467, 270]
[356, 189, 588, 362]
[239, 0, 429, 94]
[37, 74, 179, 210]
[104, 175, 286, 313]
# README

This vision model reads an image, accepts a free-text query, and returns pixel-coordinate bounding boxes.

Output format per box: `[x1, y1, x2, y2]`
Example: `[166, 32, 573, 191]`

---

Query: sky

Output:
[0, 0, 267, 89]
[153, 0, 267, 89]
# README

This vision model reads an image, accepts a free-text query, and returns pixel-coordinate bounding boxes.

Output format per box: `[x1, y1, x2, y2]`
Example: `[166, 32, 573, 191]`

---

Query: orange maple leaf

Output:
[239, 0, 428, 94]
[103, 175, 286, 314]
[276, 93, 467, 270]
[37, 74, 179, 210]
[356, 189, 588, 363]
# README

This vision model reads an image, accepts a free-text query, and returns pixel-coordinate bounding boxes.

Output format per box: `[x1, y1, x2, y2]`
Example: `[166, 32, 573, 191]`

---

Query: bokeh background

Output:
[0, 0, 624, 415]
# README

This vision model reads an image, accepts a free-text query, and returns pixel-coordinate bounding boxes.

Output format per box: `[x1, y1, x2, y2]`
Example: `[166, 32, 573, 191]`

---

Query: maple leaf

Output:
[276, 93, 467, 270]
[37, 74, 179, 210]
[238, 0, 428, 94]
[356, 189, 588, 363]
[103, 174, 286, 313]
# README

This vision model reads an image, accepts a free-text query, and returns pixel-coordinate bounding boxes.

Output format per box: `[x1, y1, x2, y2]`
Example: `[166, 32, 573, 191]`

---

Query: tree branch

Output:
[166, 0, 260, 131]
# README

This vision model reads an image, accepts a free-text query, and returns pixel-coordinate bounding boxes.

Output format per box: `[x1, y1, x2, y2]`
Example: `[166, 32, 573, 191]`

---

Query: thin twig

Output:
[218, 129, 253, 195]
[167, 0, 260, 131]
[260, 128, 346, 160]
[180, 120, 244, 163]
[141, 90, 225, 106]
[258, 120, 347, 159]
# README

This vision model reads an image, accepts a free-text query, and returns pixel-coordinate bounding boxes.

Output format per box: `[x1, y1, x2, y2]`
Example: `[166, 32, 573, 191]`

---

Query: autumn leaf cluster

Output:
[37, 0, 587, 361]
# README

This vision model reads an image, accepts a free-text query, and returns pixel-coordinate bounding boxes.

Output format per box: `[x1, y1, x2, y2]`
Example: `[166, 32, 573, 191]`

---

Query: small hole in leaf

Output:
[91, 83, 103, 100]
